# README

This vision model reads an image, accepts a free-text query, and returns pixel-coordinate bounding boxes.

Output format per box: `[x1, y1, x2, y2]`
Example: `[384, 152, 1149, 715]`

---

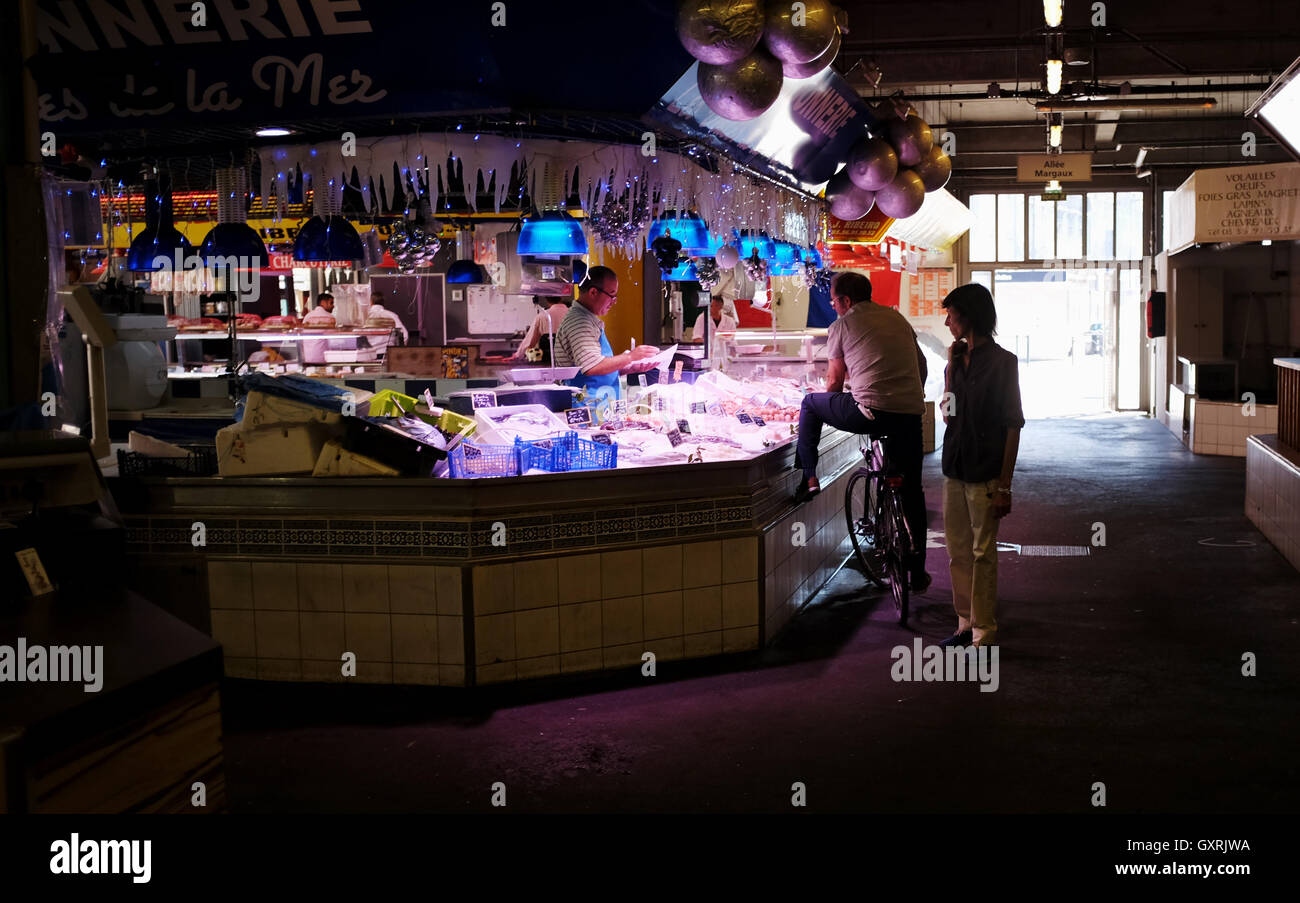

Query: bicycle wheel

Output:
[844, 469, 886, 587]
[882, 490, 910, 625]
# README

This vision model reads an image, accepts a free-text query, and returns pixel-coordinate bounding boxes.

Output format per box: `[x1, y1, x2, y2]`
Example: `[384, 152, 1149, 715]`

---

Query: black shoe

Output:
[910, 570, 932, 593]
[792, 479, 821, 504]
[939, 629, 973, 648]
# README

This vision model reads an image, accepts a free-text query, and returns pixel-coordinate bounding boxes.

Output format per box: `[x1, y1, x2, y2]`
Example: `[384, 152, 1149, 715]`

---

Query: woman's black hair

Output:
[941, 283, 997, 337]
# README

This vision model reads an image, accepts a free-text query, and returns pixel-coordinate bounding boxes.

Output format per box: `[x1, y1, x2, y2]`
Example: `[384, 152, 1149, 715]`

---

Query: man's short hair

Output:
[831, 271, 872, 305]
[318, 291, 334, 300]
[579, 265, 617, 293]
[941, 283, 998, 337]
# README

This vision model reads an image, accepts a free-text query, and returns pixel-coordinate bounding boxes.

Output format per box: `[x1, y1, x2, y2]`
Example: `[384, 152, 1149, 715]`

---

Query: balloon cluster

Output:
[826, 102, 953, 222]
[679, 0, 846, 122]
[386, 222, 441, 273]
[694, 256, 721, 290]
[650, 232, 685, 273]
[589, 180, 653, 251]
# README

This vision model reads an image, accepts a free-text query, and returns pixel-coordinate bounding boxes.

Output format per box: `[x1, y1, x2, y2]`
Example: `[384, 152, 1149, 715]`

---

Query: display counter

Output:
[1246, 358, 1300, 573]
[110, 427, 863, 688]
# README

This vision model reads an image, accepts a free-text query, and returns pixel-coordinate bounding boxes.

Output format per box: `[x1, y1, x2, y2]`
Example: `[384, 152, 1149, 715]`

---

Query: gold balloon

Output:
[783, 28, 841, 78]
[875, 168, 925, 219]
[763, 0, 838, 64]
[913, 145, 952, 192]
[676, 0, 766, 65]
[697, 49, 784, 121]
[826, 167, 875, 220]
[887, 114, 934, 167]
[847, 136, 898, 191]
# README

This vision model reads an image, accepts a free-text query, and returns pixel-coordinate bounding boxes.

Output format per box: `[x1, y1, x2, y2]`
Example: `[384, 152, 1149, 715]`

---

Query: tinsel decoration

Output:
[694, 257, 721, 290]
[798, 260, 819, 288]
[814, 267, 833, 292]
[587, 174, 653, 252]
[386, 221, 441, 273]
[742, 248, 768, 281]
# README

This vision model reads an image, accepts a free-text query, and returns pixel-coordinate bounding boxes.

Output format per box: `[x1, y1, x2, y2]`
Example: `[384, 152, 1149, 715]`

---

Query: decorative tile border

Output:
[127, 496, 758, 561]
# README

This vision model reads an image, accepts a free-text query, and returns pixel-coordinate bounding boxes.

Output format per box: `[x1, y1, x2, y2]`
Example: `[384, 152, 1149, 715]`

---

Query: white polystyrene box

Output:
[473, 404, 568, 445]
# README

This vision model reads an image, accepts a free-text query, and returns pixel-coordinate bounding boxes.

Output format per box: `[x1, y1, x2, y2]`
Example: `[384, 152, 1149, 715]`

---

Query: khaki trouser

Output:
[943, 476, 1002, 646]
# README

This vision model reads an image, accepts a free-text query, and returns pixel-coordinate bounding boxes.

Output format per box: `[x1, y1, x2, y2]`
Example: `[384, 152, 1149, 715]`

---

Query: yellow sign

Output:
[1017, 153, 1092, 182]
[107, 217, 394, 249]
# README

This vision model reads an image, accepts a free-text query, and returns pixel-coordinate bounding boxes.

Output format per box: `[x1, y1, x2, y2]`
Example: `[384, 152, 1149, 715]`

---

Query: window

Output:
[1087, 192, 1114, 260]
[1056, 194, 1083, 259]
[1115, 192, 1144, 259]
[997, 193, 1025, 261]
[971, 270, 994, 294]
[1028, 196, 1056, 259]
[969, 194, 996, 262]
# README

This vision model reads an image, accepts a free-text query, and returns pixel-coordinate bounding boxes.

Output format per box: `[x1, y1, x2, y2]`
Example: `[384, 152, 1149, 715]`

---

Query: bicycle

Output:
[844, 434, 915, 625]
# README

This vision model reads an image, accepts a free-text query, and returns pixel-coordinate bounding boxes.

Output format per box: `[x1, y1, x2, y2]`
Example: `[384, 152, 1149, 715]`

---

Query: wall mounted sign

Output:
[1168, 161, 1300, 251]
[1016, 153, 1093, 182]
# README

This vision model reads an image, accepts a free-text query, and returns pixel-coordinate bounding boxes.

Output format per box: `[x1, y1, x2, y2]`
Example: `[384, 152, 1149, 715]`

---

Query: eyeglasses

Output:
[591, 285, 616, 300]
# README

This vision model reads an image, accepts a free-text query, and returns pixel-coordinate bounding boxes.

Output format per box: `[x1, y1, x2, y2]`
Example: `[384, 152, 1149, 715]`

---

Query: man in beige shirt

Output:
[795, 271, 930, 590]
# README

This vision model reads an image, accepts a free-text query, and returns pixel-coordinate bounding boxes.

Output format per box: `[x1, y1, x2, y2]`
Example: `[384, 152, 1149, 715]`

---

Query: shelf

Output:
[172, 331, 385, 340]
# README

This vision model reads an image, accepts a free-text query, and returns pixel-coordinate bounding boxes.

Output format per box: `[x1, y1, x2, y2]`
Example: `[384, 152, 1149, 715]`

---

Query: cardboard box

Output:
[241, 390, 346, 430]
[216, 421, 336, 476]
[312, 439, 400, 477]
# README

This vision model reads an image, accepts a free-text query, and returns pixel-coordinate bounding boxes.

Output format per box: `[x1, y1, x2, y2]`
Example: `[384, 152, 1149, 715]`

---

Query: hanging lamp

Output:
[127, 172, 194, 270]
[200, 166, 269, 266]
[293, 171, 363, 261]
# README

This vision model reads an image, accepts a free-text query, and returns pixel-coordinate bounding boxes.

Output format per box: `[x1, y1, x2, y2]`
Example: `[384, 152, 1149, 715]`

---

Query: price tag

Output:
[470, 392, 496, 409]
[666, 428, 684, 447]
[590, 433, 613, 445]
[676, 419, 692, 435]
[565, 407, 593, 426]
[689, 401, 708, 414]
[736, 412, 754, 424]
[464, 445, 482, 458]
[752, 416, 766, 426]
[15, 548, 54, 597]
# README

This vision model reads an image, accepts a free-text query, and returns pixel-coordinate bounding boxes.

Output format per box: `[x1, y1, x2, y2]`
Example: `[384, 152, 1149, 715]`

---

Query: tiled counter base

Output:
[1246, 434, 1300, 573]
[117, 431, 861, 687]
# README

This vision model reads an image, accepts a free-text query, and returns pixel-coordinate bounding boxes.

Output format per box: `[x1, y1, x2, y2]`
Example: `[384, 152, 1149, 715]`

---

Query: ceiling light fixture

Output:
[1037, 98, 1217, 112]
[1048, 112, 1064, 149]
[1046, 59, 1064, 95]
[1043, 0, 1063, 28]
[255, 127, 293, 137]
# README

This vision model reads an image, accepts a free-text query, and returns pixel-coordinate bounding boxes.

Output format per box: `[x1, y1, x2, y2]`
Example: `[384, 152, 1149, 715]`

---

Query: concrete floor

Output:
[221, 415, 1300, 813]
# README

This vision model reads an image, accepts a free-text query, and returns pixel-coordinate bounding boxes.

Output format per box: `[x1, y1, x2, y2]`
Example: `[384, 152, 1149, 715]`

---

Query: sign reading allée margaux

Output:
[1173, 162, 1300, 245]
[1016, 153, 1093, 182]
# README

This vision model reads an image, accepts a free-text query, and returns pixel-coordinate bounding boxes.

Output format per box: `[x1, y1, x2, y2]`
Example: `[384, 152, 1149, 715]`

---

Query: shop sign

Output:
[1017, 153, 1092, 182]
[268, 253, 353, 270]
[1169, 161, 1300, 249]
[828, 207, 894, 245]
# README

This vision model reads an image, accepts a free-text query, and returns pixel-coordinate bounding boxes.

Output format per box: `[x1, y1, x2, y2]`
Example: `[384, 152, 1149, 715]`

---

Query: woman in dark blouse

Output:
[938, 283, 1024, 650]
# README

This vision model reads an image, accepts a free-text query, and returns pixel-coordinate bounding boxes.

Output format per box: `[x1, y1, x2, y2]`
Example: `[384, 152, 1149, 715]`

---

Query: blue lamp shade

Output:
[518, 210, 588, 255]
[736, 230, 776, 260]
[127, 226, 194, 271]
[770, 241, 804, 275]
[647, 211, 710, 253]
[200, 222, 269, 267]
[663, 258, 699, 282]
[446, 259, 486, 283]
[293, 215, 364, 261]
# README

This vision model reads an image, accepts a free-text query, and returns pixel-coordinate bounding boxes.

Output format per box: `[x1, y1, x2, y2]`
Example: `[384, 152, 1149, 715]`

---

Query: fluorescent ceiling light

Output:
[1249, 55, 1300, 161]
[1037, 98, 1217, 112]
[1046, 60, 1063, 95]
[255, 127, 294, 137]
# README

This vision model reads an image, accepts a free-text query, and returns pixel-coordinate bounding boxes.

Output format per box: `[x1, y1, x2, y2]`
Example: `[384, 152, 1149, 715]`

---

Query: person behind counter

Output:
[511, 295, 571, 362]
[938, 283, 1023, 650]
[794, 271, 931, 592]
[553, 266, 659, 401]
[688, 297, 738, 343]
[363, 290, 409, 344]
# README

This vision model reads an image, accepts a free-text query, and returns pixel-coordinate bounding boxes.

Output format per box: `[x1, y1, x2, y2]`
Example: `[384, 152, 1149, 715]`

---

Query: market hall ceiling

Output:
[27, 0, 1300, 188]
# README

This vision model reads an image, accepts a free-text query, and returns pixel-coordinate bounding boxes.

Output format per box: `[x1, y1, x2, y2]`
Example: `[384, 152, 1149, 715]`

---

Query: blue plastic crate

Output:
[516, 432, 617, 473]
[448, 440, 520, 478]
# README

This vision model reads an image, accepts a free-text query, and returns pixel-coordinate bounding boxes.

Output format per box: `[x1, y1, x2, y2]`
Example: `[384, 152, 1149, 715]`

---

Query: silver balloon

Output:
[676, 0, 765, 66]
[783, 27, 840, 78]
[846, 136, 898, 191]
[887, 114, 934, 167]
[715, 243, 740, 268]
[875, 168, 926, 219]
[913, 145, 952, 192]
[763, 0, 837, 64]
[697, 48, 784, 121]
[826, 168, 875, 220]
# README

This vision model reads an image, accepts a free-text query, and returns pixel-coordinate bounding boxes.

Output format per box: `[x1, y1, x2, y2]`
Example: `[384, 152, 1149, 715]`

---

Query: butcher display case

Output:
[714, 328, 831, 381]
